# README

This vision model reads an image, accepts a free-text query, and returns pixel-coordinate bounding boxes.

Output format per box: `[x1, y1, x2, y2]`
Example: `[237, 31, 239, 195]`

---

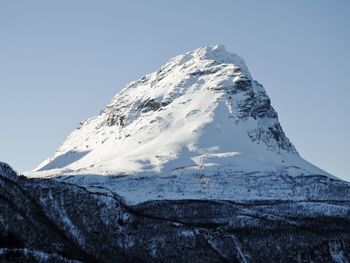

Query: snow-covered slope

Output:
[26, 45, 342, 203]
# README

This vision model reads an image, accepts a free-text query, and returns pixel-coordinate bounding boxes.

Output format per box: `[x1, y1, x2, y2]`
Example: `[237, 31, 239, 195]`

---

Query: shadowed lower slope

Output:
[2, 162, 350, 262]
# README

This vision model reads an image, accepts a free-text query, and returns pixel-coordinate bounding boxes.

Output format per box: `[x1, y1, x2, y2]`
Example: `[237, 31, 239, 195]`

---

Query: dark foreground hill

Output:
[1, 162, 350, 262]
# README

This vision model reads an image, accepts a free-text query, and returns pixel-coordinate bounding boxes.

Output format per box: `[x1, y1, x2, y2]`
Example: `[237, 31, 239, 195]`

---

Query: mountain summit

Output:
[28, 45, 345, 203]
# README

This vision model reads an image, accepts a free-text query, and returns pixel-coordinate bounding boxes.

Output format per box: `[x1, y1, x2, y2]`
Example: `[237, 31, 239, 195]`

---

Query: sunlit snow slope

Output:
[27, 45, 341, 203]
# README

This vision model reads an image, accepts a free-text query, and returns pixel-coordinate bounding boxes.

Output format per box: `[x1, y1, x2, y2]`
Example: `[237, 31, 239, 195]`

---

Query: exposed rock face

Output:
[1, 164, 350, 262]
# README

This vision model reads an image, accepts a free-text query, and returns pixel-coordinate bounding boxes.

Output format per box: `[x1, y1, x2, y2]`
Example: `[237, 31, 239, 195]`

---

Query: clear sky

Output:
[0, 0, 349, 181]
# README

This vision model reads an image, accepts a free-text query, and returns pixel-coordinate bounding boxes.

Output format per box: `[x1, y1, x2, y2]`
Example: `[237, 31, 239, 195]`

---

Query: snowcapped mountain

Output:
[27, 45, 344, 203]
[3, 45, 350, 262]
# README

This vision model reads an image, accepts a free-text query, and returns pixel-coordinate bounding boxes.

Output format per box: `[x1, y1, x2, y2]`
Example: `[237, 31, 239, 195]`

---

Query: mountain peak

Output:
[168, 44, 251, 78]
[193, 44, 230, 60]
[195, 44, 245, 65]
[27, 46, 334, 203]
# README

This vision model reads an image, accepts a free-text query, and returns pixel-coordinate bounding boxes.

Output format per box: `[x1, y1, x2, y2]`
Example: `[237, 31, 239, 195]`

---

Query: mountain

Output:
[3, 45, 349, 262]
[27, 45, 345, 204]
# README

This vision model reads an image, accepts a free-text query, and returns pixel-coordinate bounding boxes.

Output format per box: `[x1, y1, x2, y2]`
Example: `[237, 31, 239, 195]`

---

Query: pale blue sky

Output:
[0, 0, 349, 181]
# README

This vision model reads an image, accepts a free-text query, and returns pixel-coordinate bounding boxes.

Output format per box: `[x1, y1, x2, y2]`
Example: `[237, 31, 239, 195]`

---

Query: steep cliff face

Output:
[1, 164, 350, 262]
[27, 45, 335, 204]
